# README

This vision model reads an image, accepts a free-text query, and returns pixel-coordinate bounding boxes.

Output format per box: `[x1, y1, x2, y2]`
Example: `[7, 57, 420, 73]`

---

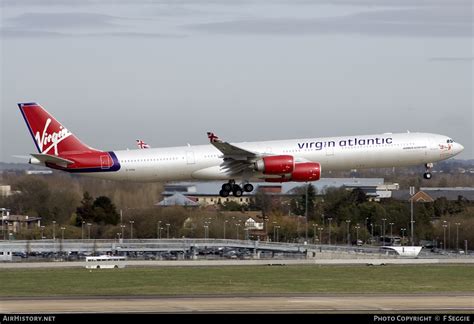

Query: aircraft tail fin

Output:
[18, 102, 97, 156]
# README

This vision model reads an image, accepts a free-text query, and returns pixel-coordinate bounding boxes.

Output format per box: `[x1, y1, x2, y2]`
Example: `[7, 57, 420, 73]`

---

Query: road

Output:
[1, 294, 473, 313]
[0, 258, 473, 269]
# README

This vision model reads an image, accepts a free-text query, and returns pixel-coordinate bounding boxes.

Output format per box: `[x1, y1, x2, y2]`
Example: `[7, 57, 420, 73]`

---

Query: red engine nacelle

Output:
[254, 155, 294, 174]
[291, 162, 321, 181]
[264, 162, 321, 182]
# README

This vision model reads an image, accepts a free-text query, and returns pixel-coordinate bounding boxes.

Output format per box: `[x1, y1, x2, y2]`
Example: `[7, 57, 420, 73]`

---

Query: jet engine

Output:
[254, 155, 294, 174]
[290, 162, 321, 181]
[264, 162, 321, 182]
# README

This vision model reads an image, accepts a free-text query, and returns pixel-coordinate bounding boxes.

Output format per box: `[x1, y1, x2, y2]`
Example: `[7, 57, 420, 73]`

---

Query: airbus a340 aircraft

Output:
[19, 103, 464, 197]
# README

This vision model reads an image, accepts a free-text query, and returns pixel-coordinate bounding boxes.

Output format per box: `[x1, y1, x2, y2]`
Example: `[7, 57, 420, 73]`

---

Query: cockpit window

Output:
[447, 139, 454, 143]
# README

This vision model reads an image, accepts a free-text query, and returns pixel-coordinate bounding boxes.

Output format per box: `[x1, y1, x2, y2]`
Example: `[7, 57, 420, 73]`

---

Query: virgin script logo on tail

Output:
[34, 118, 72, 155]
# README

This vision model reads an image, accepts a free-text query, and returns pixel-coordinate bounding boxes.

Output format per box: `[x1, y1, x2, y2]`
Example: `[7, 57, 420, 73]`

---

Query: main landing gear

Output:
[423, 163, 433, 180]
[219, 180, 254, 197]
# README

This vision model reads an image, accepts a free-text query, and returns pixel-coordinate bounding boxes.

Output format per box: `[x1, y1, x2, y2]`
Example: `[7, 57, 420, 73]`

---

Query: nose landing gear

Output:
[423, 163, 433, 180]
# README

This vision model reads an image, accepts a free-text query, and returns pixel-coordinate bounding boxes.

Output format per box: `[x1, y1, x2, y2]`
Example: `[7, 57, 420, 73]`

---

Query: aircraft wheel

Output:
[219, 189, 230, 197]
[232, 185, 243, 197]
[423, 172, 432, 180]
[243, 184, 254, 192]
[222, 183, 232, 192]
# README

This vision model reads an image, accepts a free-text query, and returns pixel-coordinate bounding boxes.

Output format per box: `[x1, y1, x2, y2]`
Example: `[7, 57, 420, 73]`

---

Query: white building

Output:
[0, 250, 12, 261]
[0, 185, 12, 197]
[244, 218, 264, 230]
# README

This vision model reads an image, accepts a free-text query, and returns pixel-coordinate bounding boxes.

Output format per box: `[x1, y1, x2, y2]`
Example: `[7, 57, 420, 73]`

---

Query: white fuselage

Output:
[87, 132, 463, 182]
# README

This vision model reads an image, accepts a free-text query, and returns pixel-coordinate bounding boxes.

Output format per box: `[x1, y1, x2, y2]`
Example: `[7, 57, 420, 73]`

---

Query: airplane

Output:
[18, 102, 464, 197]
[136, 139, 150, 149]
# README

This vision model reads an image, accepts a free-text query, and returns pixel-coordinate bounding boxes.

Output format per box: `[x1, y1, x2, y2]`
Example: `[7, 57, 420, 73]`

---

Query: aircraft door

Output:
[100, 154, 112, 170]
[186, 151, 195, 164]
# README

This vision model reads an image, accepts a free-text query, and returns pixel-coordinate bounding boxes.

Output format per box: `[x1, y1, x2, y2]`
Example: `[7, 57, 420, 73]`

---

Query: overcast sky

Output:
[1, 0, 473, 162]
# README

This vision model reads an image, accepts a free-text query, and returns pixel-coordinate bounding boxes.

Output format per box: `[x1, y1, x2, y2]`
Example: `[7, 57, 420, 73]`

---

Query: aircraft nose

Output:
[453, 143, 464, 155]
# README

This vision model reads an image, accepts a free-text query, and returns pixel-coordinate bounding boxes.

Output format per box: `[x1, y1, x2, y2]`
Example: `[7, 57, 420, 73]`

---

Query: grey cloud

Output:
[308, 0, 471, 7]
[2, 12, 187, 38]
[7, 12, 120, 29]
[1, 0, 471, 6]
[146, 6, 223, 18]
[186, 7, 473, 37]
[0, 29, 66, 38]
[0, 29, 184, 39]
[1, 0, 81, 6]
[89, 32, 186, 38]
[0, 0, 263, 7]
[429, 57, 474, 62]
[352, 7, 472, 24]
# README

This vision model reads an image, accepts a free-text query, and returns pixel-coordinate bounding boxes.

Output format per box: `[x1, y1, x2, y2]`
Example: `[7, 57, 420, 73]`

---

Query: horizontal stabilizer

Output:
[30, 153, 74, 167]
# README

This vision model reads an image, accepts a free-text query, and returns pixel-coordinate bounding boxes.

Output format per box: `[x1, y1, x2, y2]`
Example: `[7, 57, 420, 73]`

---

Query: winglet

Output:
[206, 132, 258, 158]
[136, 139, 150, 149]
[207, 132, 221, 143]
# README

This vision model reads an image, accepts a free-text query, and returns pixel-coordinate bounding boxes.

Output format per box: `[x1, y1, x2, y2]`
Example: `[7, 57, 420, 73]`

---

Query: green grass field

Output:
[1, 265, 473, 297]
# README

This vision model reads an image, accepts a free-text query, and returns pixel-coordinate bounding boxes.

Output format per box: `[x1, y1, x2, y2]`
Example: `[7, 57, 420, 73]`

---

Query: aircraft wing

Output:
[207, 132, 257, 159]
[207, 132, 258, 175]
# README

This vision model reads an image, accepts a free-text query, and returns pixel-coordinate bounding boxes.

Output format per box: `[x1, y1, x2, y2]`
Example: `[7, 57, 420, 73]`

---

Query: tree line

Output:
[0, 173, 472, 248]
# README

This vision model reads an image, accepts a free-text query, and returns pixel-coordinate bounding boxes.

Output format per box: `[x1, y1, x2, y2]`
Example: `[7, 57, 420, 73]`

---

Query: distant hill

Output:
[0, 162, 49, 172]
[435, 159, 474, 172]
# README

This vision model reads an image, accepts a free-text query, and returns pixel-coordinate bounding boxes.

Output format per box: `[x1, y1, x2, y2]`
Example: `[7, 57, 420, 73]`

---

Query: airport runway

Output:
[1, 294, 473, 313]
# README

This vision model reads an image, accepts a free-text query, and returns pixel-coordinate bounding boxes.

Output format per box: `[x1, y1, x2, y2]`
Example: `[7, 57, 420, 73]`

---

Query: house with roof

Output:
[392, 187, 474, 202]
[421, 187, 474, 201]
[156, 192, 199, 207]
[2, 214, 42, 234]
[392, 191, 435, 203]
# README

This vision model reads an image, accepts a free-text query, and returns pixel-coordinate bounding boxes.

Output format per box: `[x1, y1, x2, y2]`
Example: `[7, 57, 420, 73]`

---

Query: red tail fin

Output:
[18, 102, 96, 156]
